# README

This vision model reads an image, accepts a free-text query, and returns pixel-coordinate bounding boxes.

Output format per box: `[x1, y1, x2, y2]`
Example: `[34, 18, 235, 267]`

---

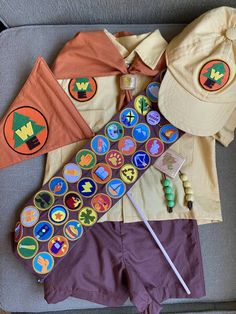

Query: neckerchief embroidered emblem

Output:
[68, 77, 97, 102]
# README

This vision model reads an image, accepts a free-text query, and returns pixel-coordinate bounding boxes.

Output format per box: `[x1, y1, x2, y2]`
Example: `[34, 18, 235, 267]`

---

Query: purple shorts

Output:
[44, 220, 205, 313]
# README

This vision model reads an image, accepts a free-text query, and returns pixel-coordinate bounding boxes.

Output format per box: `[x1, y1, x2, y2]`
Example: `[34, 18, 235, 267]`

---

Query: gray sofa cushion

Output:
[0, 24, 236, 312]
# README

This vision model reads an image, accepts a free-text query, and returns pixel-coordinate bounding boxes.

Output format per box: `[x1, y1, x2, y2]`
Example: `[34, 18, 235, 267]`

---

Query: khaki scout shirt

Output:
[43, 29, 236, 225]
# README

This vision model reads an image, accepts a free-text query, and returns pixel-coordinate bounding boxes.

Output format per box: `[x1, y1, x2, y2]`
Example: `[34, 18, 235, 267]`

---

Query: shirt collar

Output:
[104, 29, 167, 70]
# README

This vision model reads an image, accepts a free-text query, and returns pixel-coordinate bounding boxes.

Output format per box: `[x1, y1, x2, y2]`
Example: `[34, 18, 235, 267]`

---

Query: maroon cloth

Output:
[44, 220, 205, 313]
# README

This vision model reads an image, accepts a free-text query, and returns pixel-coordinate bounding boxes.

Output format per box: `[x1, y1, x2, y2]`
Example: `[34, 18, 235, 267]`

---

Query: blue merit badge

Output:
[120, 108, 139, 128]
[33, 252, 54, 274]
[132, 123, 150, 143]
[105, 122, 124, 141]
[146, 82, 160, 102]
[159, 124, 179, 144]
[91, 135, 110, 155]
[78, 178, 97, 197]
[64, 220, 83, 241]
[106, 179, 126, 199]
[33, 221, 54, 242]
[49, 205, 68, 225]
[132, 151, 150, 170]
[49, 177, 68, 196]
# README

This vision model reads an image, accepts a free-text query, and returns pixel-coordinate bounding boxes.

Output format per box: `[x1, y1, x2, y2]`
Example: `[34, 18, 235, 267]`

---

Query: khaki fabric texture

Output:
[43, 30, 236, 224]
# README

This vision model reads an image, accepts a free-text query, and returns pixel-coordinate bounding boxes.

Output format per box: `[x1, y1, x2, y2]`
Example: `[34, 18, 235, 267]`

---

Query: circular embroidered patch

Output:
[63, 163, 82, 183]
[159, 125, 179, 144]
[48, 205, 68, 225]
[68, 77, 97, 102]
[63, 220, 83, 241]
[146, 82, 160, 102]
[106, 179, 126, 199]
[120, 164, 138, 184]
[120, 108, 139, 128]
[49, 177, 68, 196]
[76, 149, 97, 170]
[34, 190, 54, 211]
[4, 106, 48, 155]
[118, 136, 137, 156]
[20, 206, 39, 228]
[146, 111, 161, 126]
[78, 207, 98, 226]
[91, 163, 112, 184]
[105, 150, 124, 169]
[33, 252, 54, 274]
[14, 221, 23, 242]
[91, 135, 110, 155]
[132, 151, 150, 170]
[33, 221, 54, 242]
[134, 95, 152, 115]
[77, 178, 97, 198]
[64, 192, 83, 211]
[145, 138, 165, 157]
[48, 235, 69, 257]
[17, 236, 38, 259]
[105, 122, 124, 141]
[199, 60, 230, 91]
[91, 193, 112, 212]
[132, 123, 150, 143]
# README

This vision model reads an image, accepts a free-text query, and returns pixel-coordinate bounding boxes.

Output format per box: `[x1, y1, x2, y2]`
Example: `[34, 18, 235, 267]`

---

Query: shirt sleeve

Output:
[214, 109, 236, 147]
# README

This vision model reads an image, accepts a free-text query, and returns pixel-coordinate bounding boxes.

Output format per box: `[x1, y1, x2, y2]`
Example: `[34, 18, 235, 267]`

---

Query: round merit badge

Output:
[145, 138, 164, 157]
[105, 150, 124, 169]
[146, 111, 161, 126]
[48, 205, 68, 225]
[14, 221, 23, 242]
[132, 151, 150, 170]
[64, 192, 83, 211]
[134, 95, 152, 115]
[91, 193, 112, 212]
[77, 178, 97, 197]
[76, 149, 96, 170]
[105, 122, 124, 141]
[33, 252, 54, 274]
[199, 60, 230, 91]
[91, 163, 112, 184]
[4, 106, 48, 155]
[20, 206, 39, 228]
[91, 135, 110, 155]
[78, 207, 97, 226]
[34, 190, 54, 210]
[120, 164, 138, 184]
[63, 163, 82, 183]
[146, 82, 160, 102]
[49, 177, 68, 196]
[33, 221, 54, 242]
[159, 124, 179, 144]
[106, 179, 126, 199]
[48, 235, 69, 257]
[120, 108, 139, 128]
[63, 220, 83, 241]
[132, 123, 150, 143]
[68, 77, 97, 102]
[17, 236, 38, 259]
[118, 136, 137, 156]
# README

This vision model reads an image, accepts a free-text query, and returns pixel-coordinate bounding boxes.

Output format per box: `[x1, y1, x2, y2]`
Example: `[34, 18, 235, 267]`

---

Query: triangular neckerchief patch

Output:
[13, 70, 184, 281]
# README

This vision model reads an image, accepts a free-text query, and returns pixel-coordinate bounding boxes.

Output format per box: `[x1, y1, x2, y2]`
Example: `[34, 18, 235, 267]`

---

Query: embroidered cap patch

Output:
[4, 106, 48, 155]
[199, 60, 230, 91]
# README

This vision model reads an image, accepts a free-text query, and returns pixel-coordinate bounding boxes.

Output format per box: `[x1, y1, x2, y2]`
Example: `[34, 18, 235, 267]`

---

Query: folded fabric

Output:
[13, 70, 184, 281]
[0, 57, 93, 169]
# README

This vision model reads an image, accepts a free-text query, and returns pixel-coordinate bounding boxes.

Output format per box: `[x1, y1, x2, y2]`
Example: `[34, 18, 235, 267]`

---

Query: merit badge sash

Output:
[0, 57, 93, 169]
[13, 71, 184, 281]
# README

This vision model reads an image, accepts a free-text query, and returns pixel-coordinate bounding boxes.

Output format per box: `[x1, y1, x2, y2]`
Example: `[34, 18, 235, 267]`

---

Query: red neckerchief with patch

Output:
[13, 68, 185, 281]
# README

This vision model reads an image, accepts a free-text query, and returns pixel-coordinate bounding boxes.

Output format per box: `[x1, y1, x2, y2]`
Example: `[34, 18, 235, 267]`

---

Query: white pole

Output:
[126, 191, 191, 295]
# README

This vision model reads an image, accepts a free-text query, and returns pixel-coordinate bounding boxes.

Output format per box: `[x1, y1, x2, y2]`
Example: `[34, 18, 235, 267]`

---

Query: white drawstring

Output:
[126, 191, 191, 295]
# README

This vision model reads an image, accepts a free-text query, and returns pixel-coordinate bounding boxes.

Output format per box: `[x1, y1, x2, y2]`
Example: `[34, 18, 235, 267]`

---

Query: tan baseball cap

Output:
[159, 6, 236, 136]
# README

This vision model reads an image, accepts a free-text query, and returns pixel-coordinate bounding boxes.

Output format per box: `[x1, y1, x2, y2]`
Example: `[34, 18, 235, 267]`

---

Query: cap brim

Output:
[159, 70, 236, 136]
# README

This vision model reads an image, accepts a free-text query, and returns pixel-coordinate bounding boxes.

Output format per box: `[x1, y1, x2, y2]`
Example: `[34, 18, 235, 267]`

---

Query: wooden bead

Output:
[185, 188, 193, 194]
[186, 194, 194, 202]
[180, 173, 188, 181]
[183, 181, 191, 188]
